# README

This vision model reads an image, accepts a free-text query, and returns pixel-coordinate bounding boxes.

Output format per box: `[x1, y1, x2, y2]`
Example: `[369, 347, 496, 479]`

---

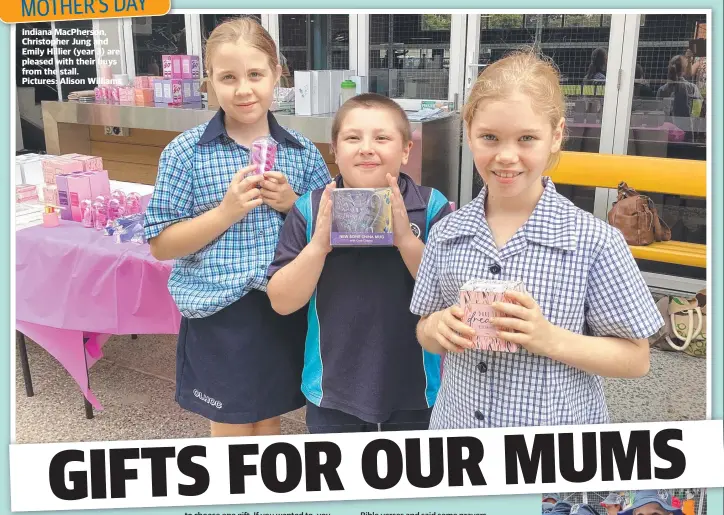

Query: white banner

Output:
[9, 420, 724, 512]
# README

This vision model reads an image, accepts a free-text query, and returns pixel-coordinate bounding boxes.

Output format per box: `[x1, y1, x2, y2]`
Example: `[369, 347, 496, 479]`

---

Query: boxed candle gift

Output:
[459, 279, 527, 352]
[330, 188, 393, 247]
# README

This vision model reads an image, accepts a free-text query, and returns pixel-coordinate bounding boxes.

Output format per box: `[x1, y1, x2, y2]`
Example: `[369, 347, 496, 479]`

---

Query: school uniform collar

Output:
[436, 176, 578, 252]
[197, 109, 303, 148]
[333, 172, 427, 212]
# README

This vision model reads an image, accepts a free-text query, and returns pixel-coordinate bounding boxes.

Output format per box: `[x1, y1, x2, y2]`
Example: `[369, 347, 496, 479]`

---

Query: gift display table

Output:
[15, 204, 179, 418]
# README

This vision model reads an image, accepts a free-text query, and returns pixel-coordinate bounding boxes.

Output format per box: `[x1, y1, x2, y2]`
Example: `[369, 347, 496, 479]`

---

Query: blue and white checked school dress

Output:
[144, 110, 331, 423]
[410, 177, 664, 429]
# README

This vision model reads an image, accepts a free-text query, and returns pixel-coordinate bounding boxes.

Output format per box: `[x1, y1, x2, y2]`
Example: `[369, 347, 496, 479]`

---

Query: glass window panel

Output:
[278, 14, 349, 87]
[471, 13, 615, 213]
[132, 15, 187, 77]
[55, 20, 97, 100]
[626, 13, 707, 280]
[368, 14, 451, 100]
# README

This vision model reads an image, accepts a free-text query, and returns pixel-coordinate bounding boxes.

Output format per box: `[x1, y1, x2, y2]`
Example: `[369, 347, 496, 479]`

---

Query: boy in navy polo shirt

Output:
[267, 94, 452, 433]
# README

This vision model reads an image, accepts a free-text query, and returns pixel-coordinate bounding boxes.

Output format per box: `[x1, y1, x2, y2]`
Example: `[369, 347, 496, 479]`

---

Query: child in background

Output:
[411, 50, 663, 430]
[267, 94, 452, 433]
[144, 17, 330, 437]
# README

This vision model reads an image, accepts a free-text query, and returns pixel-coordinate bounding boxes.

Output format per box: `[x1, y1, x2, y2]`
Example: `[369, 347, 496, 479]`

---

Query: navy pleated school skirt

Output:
[175, 290, 306, 424]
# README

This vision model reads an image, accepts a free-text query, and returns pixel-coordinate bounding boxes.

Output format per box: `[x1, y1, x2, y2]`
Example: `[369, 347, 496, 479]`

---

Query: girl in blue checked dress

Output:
[144, 17, 330, 437]
[411, 49, 664, 430]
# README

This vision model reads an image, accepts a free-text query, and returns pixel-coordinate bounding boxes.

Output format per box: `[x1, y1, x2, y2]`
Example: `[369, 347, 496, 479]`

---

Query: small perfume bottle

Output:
[111, 189, 127, 210]
[80, 199, 94, 228]
[107, 198, 125, 221]
[92, 200, 107, 231]
[126, 192, 141, 215]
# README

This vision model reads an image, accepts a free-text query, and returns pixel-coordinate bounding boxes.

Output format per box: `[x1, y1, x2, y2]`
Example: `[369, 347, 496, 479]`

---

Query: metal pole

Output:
[16, 331, 34, 397]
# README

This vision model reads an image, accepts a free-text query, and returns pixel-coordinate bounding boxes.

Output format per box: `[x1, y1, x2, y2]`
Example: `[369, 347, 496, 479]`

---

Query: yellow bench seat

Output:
[629, 241, 706, 268]
[550, 152, 707, 268]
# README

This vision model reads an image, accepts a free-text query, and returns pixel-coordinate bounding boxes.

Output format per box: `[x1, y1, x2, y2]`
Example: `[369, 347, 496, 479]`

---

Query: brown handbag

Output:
[608, 182, 672, 246]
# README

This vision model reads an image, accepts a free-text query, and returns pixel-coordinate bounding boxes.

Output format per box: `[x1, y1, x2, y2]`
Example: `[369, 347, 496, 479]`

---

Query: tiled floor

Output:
[14, 333, 706, 443]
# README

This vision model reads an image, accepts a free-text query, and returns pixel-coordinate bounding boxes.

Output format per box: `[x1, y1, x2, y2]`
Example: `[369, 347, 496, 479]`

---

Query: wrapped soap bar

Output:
[330, 188, 392, 247]
[459, 279, 527, 352]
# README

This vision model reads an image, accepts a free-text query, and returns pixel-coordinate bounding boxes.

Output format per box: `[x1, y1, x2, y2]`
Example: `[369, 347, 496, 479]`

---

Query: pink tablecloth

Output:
[16, 221, 181, 409]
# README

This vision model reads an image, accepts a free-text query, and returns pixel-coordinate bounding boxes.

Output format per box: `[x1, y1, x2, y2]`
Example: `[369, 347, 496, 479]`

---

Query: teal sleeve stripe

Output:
[301, 290, 324, 406]
[422, 350, 442, 408]
[295, 192, 323, 405]
[296, 192, 313, 243]
[424, 188, 449, 243]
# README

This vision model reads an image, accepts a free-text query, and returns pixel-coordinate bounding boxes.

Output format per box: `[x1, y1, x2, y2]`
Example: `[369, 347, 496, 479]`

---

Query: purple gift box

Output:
[330, 188, 393, 247]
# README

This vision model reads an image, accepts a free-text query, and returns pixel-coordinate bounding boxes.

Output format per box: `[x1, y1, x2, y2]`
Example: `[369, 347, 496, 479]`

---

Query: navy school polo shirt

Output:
[268, 173, 453, 423]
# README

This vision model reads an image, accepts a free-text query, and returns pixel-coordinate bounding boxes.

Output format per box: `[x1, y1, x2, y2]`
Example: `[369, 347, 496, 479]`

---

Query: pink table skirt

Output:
[16, 221, 181, 409]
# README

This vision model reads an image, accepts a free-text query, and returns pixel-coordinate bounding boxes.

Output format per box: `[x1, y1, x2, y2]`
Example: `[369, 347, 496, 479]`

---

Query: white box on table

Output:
[311, 71, 331, 115]
[350, 75, 369, 95]
[328, 70, 345, 112]
[294, 71, 312, 116]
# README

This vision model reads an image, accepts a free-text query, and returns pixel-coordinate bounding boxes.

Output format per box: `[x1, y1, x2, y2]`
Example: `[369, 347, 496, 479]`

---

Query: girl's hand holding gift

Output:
[423, 305, 476, 354]
[261, 171, 299, 214]
[219, 165, 265, 223]
[490, 290, 562, 357]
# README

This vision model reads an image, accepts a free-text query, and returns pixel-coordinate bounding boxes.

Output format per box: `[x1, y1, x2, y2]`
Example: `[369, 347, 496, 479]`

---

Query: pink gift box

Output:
[162, 55, 173, 79]
[171, 55, 184, 79]
[66, 174, 93, 222]
[16, 184, 38, 203]
[62, 154, 104, 172]
[459, 279, 527, 352]
[55, 174, 73, 220]
[134, 87, 154, 104]
[85, 170, 111, 199]
[181, 55, 192, 79]
[134, 76, 151, 89]
[171, 79, 183, 105]
[42, 158, 84, 185]
[43, 185, 58, 206]
[119, 86, 135, 103]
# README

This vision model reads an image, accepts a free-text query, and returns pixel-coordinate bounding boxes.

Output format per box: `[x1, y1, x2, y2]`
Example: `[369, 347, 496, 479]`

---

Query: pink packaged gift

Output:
[119, 86, 135, 104]
[63, 154, 104, 172]
[249, 136, 278, 175]
[171, 79, 183, 105]
[459, 279, 527, 352]
[86, 170, 111, 199]
[162, 54, 173, 78]
[190, 55, 200, 79]
[42, 158, 83, 185]
[42, 185, 58, 206]
[55, 174, 73, 220]
[79, 155, 104, 171]
[16, 184, 39, 203]
[171, 55, 184, 79]
[134, 87, 154, 104]
[66, 174, 93, 222]
[134, 76, 152, 89]
[181, 55, 192, 79]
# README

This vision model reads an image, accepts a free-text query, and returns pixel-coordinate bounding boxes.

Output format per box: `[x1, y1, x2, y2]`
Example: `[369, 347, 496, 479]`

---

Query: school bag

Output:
[608, 182, 671, 246]
[650, 289, 706, 357]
